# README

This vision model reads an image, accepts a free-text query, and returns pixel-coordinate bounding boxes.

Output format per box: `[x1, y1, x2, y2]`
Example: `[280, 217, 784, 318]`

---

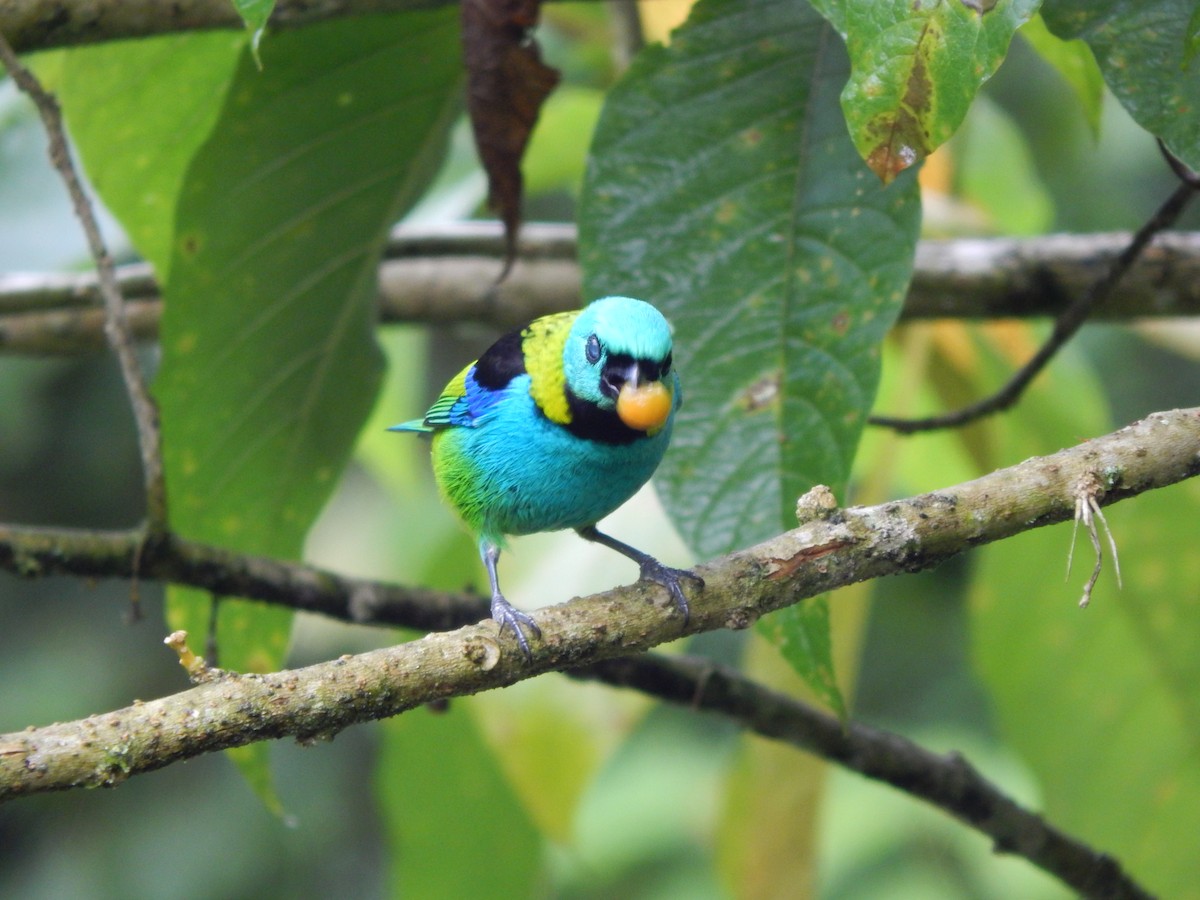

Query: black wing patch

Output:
[473, 328, 527, 390]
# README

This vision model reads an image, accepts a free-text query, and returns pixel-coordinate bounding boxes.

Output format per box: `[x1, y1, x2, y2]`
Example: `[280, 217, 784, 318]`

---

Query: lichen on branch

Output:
[2, 406, 1197, 803]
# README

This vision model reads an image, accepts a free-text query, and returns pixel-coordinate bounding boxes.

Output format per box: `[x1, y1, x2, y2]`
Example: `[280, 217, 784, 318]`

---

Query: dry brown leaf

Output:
[461, 0, 561, 280]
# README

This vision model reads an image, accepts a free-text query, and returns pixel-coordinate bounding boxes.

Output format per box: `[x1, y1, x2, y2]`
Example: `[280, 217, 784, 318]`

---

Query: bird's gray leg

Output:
[575, 525, 702, 625]
[480, 538, 541, 660]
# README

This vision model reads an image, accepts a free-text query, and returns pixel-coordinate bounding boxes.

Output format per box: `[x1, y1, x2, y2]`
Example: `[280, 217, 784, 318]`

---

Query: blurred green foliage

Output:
[2, 0, 1199, 898]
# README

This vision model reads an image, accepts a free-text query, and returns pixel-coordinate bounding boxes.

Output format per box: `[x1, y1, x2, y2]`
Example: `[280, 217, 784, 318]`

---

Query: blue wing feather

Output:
[458, 367, 509, 424]
[389, 363, 508, 433]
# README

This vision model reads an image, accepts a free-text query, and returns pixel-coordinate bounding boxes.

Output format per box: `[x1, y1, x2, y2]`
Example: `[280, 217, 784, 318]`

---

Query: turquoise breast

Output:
[432, 374, 673, 543]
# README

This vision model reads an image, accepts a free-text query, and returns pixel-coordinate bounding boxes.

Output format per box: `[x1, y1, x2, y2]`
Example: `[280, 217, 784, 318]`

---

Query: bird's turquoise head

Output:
[563, 296, 676, 435]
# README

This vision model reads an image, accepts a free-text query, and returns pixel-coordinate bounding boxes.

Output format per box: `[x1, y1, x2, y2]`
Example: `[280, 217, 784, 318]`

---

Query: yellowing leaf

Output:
[811, 0, 1040, 182]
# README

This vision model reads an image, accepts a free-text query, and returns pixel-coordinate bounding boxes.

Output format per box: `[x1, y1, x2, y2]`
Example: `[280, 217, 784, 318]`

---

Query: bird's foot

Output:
[490, 595, 541, 662]
[638, 558, 704, 626]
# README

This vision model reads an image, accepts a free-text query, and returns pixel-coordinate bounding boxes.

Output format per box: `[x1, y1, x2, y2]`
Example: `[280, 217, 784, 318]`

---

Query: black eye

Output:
[585, 334, 601, 364]
[661, 352, 673, 376]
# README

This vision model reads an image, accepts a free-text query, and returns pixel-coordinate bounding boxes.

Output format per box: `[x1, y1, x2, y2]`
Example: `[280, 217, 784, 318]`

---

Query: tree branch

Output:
[3, 0, 444, 53]
[2, 0, 628, 53]
[3, 224, 1200, 356]
[3, 407, 1197, 772]
[579, 654, 1151, 900]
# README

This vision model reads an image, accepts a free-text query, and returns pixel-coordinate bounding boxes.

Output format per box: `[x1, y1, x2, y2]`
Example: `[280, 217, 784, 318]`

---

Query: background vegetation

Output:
[1, 0, 1198, 897]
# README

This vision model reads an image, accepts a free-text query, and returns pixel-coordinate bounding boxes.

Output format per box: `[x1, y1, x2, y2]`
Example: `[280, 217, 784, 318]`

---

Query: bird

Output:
[390, 295, 701, 659]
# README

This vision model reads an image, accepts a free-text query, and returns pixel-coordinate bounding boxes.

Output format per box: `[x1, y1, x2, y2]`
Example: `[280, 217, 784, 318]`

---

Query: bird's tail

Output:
[387, 419, 434, 434]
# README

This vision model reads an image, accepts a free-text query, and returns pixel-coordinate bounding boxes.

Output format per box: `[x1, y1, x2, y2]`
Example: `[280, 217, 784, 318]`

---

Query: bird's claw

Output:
[638, 559, 703, 626]
[490, 595, 541, 662]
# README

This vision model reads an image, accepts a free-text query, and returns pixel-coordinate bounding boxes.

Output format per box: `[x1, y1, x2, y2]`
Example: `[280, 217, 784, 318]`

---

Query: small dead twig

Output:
[871, 143, 1200, 434]
[0, 31, 167, 532]
[163, 630, 219, 682]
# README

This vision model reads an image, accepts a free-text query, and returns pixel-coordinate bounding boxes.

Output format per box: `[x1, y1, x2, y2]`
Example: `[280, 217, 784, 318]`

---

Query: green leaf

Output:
[49, 32, 246, 274]
[580, 0, 920, 709]
[581, 0, 921, 556]
[970, 342, 1200, 898]
[1018, 13, 1104, 139]
[809, 0, 1040, 182]
[159, 7, 461, 653]
[758, 600, 844, 717]
[149, 11, 461, 800]
[1042, 0, 1200, 169]
[378, 703, 542, 896]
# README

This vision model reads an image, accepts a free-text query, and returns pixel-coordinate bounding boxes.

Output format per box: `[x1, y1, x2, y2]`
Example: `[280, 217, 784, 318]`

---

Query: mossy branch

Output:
[2, 406, 1196, 779]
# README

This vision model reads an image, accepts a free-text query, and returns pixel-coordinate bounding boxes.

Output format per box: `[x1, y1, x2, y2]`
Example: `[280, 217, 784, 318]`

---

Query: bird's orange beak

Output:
[617, 380, 672, 433]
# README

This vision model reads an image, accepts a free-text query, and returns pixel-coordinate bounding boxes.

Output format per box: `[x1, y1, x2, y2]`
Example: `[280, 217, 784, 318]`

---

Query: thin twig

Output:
[0, 524, 489, 633]
[871, 149, 1200, 434]
[0, 30, 167, 531]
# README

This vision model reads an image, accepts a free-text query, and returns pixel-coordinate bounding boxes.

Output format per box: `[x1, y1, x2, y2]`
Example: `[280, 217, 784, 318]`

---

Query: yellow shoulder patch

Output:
[522, 311, 578, 425]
